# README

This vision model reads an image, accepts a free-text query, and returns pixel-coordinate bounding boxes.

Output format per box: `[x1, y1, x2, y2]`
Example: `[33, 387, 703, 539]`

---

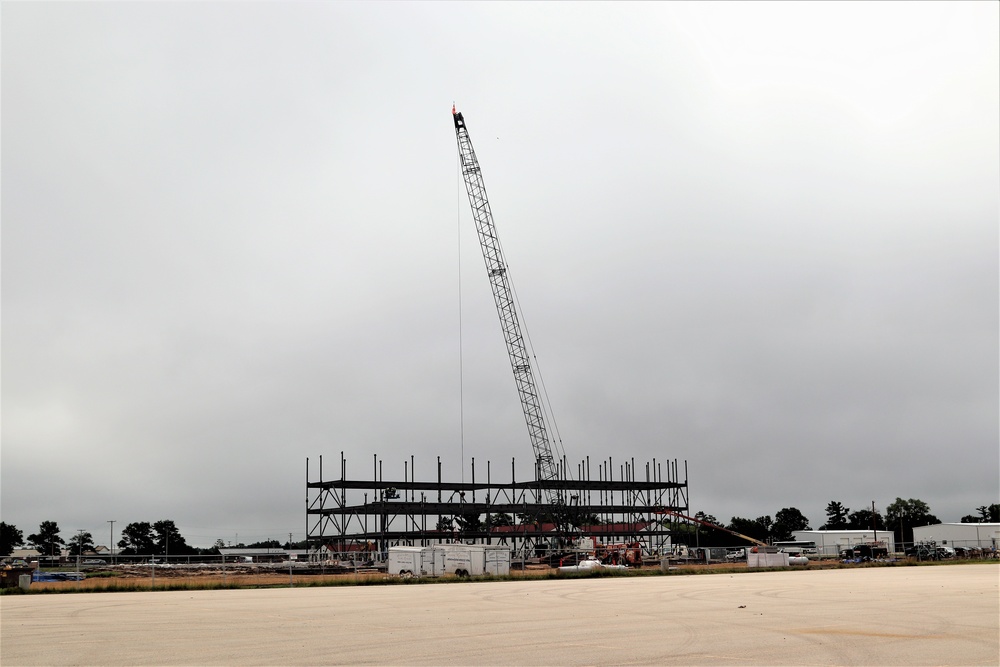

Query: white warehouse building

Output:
[912, 523, 999, 550]
[792, 530, 894, 556]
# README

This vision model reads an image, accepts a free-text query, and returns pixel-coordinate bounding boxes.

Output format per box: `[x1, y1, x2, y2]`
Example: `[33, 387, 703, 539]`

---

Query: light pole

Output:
[108, 520, 116, 565]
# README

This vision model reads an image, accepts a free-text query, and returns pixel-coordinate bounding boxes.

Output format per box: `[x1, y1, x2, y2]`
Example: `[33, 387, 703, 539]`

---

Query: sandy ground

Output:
[2, 563, 997, 666]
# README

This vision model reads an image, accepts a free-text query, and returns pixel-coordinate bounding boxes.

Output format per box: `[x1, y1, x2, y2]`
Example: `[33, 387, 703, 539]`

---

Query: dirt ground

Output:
[2, 563, 997, 666]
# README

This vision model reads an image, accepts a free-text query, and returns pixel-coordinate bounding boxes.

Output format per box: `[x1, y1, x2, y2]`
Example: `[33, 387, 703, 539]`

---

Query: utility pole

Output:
[108, 520, 116, 565]
[871, 501, 878, 550]
[76, 529, 83, 581]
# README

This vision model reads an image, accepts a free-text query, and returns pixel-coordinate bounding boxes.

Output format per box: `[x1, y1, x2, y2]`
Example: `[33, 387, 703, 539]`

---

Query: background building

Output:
[912, 523, 999, 550]
[792, 530, 894, 556]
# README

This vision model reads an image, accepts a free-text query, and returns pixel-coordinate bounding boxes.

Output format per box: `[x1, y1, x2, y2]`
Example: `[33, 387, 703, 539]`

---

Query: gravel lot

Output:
[2, 563, 997, 666]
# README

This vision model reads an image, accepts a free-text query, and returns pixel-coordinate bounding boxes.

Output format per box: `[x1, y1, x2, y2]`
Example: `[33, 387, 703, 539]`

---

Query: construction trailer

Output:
[438, 544, 486, 576]
[483, 545, 512, 575]
[387, 546, 445, 577]
[307, 452, 688, 562]
[387, 544, 512, 577]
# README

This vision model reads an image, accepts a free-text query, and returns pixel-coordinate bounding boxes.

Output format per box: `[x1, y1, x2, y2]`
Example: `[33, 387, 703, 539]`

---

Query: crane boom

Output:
[656, 509, 769, 548]
[452, 107, 559, 494]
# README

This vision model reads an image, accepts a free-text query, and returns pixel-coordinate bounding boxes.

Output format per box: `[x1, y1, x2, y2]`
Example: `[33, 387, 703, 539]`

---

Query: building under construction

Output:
[306, 452, 689, 562]
[306, 108, 689, 564]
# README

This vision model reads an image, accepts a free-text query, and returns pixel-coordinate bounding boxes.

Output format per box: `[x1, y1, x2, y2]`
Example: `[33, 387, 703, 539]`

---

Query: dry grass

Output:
[11, 557, 986, 595]
[26, 570, 386, 592]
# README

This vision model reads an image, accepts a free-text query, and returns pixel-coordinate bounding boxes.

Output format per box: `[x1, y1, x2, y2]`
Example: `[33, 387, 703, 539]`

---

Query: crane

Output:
[452, 106, 560, 500]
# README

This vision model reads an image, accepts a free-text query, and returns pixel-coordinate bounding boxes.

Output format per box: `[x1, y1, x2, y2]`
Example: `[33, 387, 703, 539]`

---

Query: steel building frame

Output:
[307, 453, 689, 561]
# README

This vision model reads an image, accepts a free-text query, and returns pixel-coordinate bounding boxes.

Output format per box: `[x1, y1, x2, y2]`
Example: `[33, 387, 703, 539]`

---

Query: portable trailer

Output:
[387, 546, 445, 578]
[483, 545, 512, 575]
[438, 544, 486, 576]
[387, 545, 512, 578]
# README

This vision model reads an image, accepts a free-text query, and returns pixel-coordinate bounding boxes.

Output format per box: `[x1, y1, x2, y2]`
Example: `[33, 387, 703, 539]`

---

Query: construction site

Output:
[305, 108, 691, 567]
[306, 451, 688, 565]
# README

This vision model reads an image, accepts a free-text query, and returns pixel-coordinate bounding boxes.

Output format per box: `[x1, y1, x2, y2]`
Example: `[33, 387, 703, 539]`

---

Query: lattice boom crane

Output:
[452, 107, 559, 496]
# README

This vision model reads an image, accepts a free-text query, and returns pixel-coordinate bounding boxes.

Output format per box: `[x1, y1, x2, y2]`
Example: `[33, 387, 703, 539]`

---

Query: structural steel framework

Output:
[307, 453, 689, 561]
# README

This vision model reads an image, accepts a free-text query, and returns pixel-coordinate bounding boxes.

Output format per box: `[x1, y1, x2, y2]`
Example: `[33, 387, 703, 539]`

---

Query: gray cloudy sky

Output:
[2, 2, 997, 547]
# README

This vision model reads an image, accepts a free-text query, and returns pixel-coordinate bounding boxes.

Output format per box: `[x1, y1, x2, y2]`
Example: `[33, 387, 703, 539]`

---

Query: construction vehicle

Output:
[659, 512, 812, 567]
[597, 541, 643, 566]
[452, 107, 560, 501]
[452, 109, 660, 571]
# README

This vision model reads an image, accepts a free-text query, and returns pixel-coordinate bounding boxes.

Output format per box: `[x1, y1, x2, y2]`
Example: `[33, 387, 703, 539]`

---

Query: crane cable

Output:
[493, 228, 570, 479]
[457, 149, 465, 484]
[455, 113, 569, 483]
[506, 276, 569, 476]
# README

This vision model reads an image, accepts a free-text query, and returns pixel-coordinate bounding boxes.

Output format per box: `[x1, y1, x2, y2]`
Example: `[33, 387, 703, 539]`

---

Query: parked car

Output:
[82, 559, 106, 565]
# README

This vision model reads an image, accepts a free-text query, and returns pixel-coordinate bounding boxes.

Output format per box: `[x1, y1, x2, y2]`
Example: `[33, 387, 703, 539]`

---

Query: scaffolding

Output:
[307, 453, 689, 562]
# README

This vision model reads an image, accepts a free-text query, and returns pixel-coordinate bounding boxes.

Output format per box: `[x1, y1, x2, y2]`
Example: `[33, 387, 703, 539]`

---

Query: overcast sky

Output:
[2, 2, 997, 548]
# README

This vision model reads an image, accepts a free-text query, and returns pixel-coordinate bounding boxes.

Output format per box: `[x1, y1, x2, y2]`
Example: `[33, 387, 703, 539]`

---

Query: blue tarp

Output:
[32, 571, 85, 582]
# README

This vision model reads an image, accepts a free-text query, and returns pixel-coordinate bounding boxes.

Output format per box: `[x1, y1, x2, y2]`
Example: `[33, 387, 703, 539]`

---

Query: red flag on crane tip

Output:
[452, 104, 456, 115]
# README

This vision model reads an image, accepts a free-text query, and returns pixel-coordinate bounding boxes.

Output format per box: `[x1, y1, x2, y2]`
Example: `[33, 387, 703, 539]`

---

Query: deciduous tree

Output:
[728, 516, 773, 544]
[847, 508, 885, 531]
[67, 531, 95, 557]
[772, 508, 811, 542]
[247, 540, 281, 549]
[885, 498, 939, 545]
[118, 522, 156, 555]
[694, 512, 722, 526]
[27, 521, 65, 558]
[961, 504, 1000, 523]
[455, 512, 484, 534]
[153, 520, 194, 555]
[0, 522, 23, 556]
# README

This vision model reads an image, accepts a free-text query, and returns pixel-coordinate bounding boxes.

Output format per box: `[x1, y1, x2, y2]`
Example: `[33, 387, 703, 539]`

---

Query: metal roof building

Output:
[792, 529, 894, 556]
[912, 523, 999, 550]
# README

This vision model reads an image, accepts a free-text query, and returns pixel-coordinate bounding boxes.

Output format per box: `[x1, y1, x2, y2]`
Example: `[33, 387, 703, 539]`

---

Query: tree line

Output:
[674, 500, 999, 548]
[0, 520, 300, 558]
